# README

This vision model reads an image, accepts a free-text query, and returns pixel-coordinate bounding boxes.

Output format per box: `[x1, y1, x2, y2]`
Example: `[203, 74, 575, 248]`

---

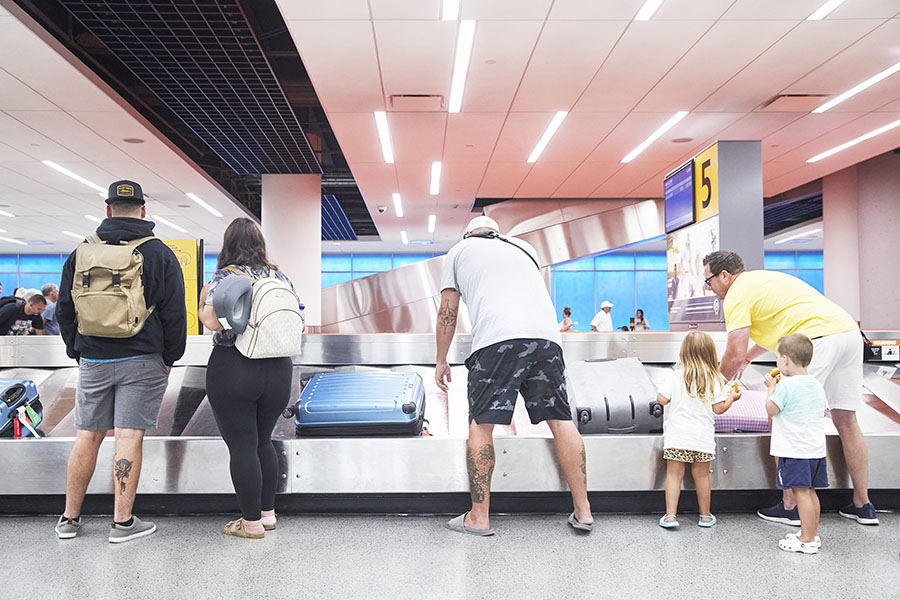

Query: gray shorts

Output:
[75, 354, 169, 431]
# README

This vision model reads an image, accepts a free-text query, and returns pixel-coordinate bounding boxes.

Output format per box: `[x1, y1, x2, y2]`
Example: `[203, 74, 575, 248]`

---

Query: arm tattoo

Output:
[466, 444, 495, 504]
[438, 299, 458, 334]
[114, 458, 133, 494]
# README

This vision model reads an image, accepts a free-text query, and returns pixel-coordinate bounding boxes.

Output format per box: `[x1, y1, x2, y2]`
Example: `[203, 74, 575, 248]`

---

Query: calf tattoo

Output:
[466, 444, 495, 504]
[114, 458, 133, 494]
[580, 445, 587, 477]
[438, 299, 458, 334]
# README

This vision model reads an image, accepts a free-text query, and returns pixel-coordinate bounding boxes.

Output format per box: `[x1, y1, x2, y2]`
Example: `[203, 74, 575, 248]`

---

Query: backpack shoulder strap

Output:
[85, 234, 103, 244]
[122, 235, 155, 248]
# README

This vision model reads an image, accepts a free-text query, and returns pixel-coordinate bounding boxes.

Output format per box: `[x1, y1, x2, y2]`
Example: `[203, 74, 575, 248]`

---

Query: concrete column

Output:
[822, 165, 860, 321]
[261, 174, 322, 326]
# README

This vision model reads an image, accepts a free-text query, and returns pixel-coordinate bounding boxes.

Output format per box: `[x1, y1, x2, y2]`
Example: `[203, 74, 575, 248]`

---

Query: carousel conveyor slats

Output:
[2, 333, 899, 499]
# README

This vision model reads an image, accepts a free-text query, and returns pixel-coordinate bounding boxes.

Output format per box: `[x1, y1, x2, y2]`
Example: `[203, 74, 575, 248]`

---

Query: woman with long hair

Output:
[198, 218, 301, 538]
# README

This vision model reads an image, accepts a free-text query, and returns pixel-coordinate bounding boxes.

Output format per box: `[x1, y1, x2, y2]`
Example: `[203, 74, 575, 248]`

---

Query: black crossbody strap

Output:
[465, 231, 541, 271]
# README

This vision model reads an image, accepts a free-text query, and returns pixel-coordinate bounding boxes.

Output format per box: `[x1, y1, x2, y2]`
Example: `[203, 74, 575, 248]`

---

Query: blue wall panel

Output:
[635, 270, 669, 331]
[595, 271, 635, 330]
[553, 271, 594, 332]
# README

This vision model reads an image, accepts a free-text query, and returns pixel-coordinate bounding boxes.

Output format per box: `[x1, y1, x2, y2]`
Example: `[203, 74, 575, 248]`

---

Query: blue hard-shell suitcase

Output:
[292, 372, 426, 436]
[0, 378, 43, 438]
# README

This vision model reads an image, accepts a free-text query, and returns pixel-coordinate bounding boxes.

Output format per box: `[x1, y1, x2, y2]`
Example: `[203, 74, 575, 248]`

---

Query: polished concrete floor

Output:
[4, 512, 897, 599]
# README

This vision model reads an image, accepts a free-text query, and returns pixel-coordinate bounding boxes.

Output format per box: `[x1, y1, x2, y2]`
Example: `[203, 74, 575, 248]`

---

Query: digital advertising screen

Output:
[664, 160, 695, 233]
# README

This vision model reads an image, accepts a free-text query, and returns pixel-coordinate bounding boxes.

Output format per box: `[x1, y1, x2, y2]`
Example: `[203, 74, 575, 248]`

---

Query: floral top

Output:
[204, 264, 302, 347]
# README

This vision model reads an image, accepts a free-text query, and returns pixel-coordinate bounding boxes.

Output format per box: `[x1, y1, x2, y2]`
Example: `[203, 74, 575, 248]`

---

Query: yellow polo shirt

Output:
[723, 270, 857, 352]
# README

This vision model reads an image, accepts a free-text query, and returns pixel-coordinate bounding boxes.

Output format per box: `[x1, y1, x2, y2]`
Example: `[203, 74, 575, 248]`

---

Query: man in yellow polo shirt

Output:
[702, 250, 878, 527]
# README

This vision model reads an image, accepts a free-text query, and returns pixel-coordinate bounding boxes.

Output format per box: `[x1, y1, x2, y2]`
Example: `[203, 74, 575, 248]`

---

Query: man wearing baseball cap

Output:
[590, 301, 614, 332]
[435, 215, 593, 536]
[55, 180, 186, 543]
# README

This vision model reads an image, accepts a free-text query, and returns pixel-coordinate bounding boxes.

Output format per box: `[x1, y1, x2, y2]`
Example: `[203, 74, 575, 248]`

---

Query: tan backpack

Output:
[71, 234, 156, 338]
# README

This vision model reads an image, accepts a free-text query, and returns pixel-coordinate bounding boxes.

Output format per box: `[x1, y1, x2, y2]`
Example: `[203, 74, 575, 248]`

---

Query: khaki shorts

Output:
[75, 354, 169, 431]
[808, 329, 863, 412]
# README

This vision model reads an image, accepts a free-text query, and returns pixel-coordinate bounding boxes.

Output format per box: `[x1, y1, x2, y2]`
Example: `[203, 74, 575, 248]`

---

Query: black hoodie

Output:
[57, 217, 187, 366]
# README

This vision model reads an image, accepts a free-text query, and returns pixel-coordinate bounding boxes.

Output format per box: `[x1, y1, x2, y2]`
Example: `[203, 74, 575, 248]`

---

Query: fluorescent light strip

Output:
[442, 0, 459, 20]
[428, 214, 436, 233]
[41, 160, 105, 193]
[448, 20, 476, 113]
[775, 228, 822, 244]
[85, 215, 103, 224]
[430, 162, 442, 195]
[186, 192, 223, 218]
[527, 112, 568, 163]
[0, 236, 27, 246]
[806, 117, 900, 163]
[0, 209, 14, 218]
[392, 193, 404, 218]
[807, 0, 847, 20]
[400, 230, 409, 245]
[374, 111, 395, 164]
[0, 227, 7, 233]
[813, 60, 900, 113]
[151, 214, 188, 234]
[621, 111, 689, 163]
[62, 230, 85, 240]
[634, 0, 665, 21]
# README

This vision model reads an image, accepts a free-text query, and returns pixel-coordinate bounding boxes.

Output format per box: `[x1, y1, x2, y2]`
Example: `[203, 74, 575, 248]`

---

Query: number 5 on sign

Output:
[694, 143, 718, 222]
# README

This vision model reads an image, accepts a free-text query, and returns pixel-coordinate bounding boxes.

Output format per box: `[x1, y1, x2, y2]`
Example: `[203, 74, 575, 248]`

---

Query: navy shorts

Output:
[465, 338, 572, 425]
[776, 457, 829, 490]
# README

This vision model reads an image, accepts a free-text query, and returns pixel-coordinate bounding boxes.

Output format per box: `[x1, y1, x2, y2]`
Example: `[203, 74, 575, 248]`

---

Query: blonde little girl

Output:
[656, 331, 741, 528]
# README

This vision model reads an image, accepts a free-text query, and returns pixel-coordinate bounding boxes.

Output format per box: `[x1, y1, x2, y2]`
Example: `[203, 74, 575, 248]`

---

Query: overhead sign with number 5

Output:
[694, 143, 719, 222]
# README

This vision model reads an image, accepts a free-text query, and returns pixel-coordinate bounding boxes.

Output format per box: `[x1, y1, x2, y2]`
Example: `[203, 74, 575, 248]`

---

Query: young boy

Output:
[764, 333, 828, 554]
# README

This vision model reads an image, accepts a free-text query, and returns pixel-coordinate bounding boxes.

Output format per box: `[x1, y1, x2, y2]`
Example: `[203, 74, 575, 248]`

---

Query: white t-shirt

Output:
[440, 235, 561, 355]
[770, 374, 827, 459]
[590, 310, 613, 331]
[657, 369, 725, 454]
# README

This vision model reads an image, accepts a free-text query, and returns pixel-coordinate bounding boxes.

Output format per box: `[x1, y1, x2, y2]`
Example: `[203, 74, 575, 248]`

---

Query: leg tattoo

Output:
[114, 458, 133, 494]
[580, 444, 587, 476]
[466, 444, 495, 504]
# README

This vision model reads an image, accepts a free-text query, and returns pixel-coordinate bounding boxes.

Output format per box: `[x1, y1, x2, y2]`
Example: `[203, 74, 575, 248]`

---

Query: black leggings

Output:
[206, 345, 292, 521]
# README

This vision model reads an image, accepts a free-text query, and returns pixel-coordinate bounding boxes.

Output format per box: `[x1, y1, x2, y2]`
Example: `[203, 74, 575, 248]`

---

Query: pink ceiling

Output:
[279, 0, 900, 245]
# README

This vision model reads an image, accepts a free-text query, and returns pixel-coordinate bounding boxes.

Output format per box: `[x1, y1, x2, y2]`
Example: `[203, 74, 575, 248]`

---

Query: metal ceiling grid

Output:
[321, 193, 357, 241]
[60, 0, 321, 176]
[763, 195, 822, 236]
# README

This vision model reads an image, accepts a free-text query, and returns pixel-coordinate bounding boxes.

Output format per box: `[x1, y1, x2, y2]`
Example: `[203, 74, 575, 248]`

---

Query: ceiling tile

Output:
[374, 20, 457, 97]
[389, 112, 447, 163]
[514, 161, 579, 197]
[463, 20, 543, 112]
[548, 0, 643, 20]
[553, 162, 622, 198]
[370, 0, 440, 20]
[443, 113, 506, 162]
[478, 162, 532, 197]
[461, 0, 553, 20]
[275, 0, 370, 20]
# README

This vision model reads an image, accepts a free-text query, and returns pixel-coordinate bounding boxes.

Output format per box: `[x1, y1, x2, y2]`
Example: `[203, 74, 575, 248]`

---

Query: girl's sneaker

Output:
[778, 534, 818, 554]
[658, 515, 679, 529]
[785, 532, 821, 548]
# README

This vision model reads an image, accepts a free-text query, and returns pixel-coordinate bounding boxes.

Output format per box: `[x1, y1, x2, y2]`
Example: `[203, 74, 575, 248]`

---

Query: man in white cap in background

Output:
[435, 215, 593, 536]
[590, 301, 614, 332]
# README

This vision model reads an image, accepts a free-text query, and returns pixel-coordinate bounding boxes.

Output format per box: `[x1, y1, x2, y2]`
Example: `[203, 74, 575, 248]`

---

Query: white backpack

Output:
[228, 267, 304, 359]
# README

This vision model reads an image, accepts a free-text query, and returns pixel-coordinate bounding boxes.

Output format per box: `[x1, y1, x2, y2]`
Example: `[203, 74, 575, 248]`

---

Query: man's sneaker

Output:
[55, 515, 81, 539]
[109, 516, 157, 543]
[838, 502, 880, 525]
[756, 501, 801, 526]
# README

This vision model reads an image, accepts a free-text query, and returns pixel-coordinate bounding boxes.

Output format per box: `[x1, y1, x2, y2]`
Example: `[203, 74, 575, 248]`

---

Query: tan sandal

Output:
[224, 518, 264, 539]
[261, 512, 276, 531]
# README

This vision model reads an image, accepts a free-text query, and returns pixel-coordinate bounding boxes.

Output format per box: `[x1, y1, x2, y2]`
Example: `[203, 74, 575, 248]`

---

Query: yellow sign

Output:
[693, 143, 719, 222]
[163, 239, 200, 335]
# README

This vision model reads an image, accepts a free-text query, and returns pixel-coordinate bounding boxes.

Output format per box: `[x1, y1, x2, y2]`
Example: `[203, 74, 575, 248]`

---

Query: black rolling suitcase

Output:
[566, 358, 663, 434]
[286, 372, 426, 436]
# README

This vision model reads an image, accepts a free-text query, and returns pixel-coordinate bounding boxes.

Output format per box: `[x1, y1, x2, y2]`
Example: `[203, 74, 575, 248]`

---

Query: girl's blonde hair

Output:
[678, 331, 724, 403]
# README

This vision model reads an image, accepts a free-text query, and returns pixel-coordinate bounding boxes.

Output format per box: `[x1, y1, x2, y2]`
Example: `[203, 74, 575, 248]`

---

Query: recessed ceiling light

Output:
[122, 138, 145, 144]
[621, 111, 689, 163]
[428, 214, 436, 233]
[806, 117, 900, 162]
[0, 227, 6, 233]
[400, 230, 409, 245]
[42, 160, 106, 193]
[84, 214, 103, 224]
[374, 111, 395, 164]
[448, 20, 476, 113]
[62, 230, 85, 240]
[430, 162, 442, 195]
[813, 59, 900, 114]
[186, 192, 223, 218]
[0, 236, 27, 246]
[0, 209, 14, 218]
[392, 193, 404, 218]
[807, 0, 847, 20]
[527, 112, 568, 163]
[635, 0, 665, 21]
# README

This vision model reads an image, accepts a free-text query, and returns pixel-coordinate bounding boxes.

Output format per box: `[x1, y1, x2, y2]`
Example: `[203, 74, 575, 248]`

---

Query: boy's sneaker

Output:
[785, 532, 821, 548]
[109, 516, 157, 543]
[838, 502, 879, 525]
[757, 501, 801, 526]
[55, 515, 82, 539]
